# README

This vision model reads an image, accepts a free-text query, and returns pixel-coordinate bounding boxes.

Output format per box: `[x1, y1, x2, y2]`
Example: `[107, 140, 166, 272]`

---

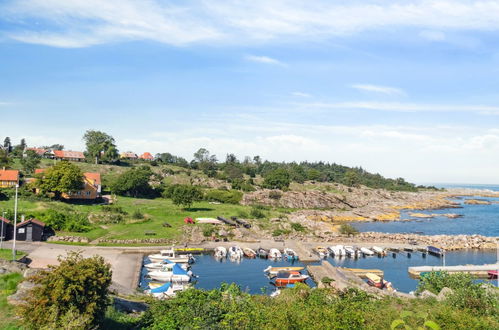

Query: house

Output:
[62, 172, 102, 200]
[25, 147, 51, 158]
[120, 151, 138, 160]
[0, 217, 13, 241]
[0, 169, 19, 188]
[53, 150, 85, 162]
[139, 152, 154, 161]
[15, 218, 46, 241]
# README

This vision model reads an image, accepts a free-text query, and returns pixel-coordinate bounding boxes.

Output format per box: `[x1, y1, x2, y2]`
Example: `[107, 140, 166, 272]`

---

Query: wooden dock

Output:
[408, 263, 498, 279]
[342, 267, 384, 278]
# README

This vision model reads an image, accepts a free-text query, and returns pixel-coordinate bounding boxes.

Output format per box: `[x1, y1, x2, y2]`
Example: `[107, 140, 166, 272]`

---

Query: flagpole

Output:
[12, 184, 18, 261]
[0, 210, 5, 250]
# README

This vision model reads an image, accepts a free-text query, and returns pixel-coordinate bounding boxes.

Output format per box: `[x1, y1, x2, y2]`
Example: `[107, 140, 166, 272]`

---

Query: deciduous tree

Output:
[35, 161, 84, 199]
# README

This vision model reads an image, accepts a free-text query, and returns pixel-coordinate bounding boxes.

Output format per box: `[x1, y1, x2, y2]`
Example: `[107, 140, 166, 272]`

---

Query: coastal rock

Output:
[408, 213, 434, 218]
[419, 290, 437, 299]
[7, 280, 38, 306]
[437, 287, 454, 301]
[464, 199, 491, 205]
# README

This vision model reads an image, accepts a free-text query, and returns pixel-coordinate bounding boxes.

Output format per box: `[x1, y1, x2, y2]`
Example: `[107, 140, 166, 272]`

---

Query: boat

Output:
[372, 246, 385, 255]
[427, 246, 444, 257]
[315, 247, 328, 258]
[329, 245, 346, 257]
[264, 266, 305, 276]
[488, 270, 498, 279]
[365, 272, 393, 290]
[148, 247, 195, 263]
[144, 259, 189, 271]
[257, 247, 269, 259]
[243, 247, 257, 258]
[147, 263, 192, 283]
[283, 248, 299, 261]
[145, 282, 187, 299]
[228, 246, 243, 259]
[274, 271, 309, 286]
[344, 246, 356, 257]
[214, 246, 227, 258]
[269, 248, 282, 259]
[360, 247, 375, 256]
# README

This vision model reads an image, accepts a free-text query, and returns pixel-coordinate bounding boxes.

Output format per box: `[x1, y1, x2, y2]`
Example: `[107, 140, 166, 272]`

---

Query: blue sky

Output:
[1, 0, 499, 184]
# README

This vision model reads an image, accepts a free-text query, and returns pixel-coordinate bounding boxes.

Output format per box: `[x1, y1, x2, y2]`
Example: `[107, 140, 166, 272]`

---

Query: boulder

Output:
[437, 287, 454, 301]
[419, 290, 437, 299]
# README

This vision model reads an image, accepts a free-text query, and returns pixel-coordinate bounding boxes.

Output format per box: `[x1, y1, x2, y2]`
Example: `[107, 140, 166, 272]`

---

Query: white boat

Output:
[148, 247, 194, 263]
[372, 246, 385, 255]
[145, 260, 189, 271]
[243, 247, 257, 258]
[360, 247, 375, 256]
[147, 264, 192, 282]
[344, 246, 356, 257]
[283, 248, 299, 260]
[214, 246, 227, 258]
[228, 246, 243, 259]
[263, 266, 305, 276]
[145, 282, 187, 299]
[329, 245, 345, 257]
[269, 248, 282, 259]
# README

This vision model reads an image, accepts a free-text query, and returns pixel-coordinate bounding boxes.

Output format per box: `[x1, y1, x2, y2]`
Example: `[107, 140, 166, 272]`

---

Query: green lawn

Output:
[0, 273, 23, 330]
[0, 249, 25, 261]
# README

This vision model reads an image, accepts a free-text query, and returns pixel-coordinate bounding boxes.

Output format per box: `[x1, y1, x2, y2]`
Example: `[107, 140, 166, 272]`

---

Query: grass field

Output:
[0, 273, 22, 330]
[0, 249, 25, 261]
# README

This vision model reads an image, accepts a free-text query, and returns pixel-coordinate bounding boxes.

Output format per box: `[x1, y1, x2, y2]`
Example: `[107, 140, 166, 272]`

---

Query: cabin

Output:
[62, 172, 102, 200]
[0, 169, 19, 188]
[15, 218, 46, 241]
[53, 150, 85, 162]
[120, 151, 138, 160]
[0, 217, 13, 241]
[139, 152, 154, 161]
[24, 147, 52, 158]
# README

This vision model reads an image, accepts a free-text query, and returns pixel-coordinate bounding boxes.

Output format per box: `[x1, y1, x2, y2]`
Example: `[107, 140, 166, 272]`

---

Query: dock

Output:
[341, 267, 384, 278]
[408, 263, 499, 279]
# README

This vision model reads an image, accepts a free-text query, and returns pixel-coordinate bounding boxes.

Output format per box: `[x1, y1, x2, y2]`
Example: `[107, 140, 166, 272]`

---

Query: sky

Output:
[1, 0, 499, 184]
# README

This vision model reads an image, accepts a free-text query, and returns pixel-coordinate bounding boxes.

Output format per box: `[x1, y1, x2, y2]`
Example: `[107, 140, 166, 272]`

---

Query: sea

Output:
[139, 184, 498, 294]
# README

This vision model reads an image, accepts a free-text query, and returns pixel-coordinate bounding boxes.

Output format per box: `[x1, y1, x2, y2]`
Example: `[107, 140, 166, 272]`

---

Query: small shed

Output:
[0, 217, 13, 241]
[15, 218, 46, 241]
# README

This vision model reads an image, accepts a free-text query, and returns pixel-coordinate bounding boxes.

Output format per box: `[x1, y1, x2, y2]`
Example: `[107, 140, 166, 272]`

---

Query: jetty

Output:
[408, 263, 499, 279]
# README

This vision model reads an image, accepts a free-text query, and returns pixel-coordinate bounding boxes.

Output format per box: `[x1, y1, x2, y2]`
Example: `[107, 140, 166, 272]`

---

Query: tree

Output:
[18, 251, 112, 329]
[42, 144, 64, 151]
[263, 168, 291, 190]
[164, 184, 203, 209]
[83, 130, 118, 164]
[193, 148, 218, 177]
[3, 137, 11, 152]
[11, 138, 26, 157]
[0, 149, 12, 168]
[110, 166, 154, 197]
[20, 149, 41, 173]
[344, 170, 360, 187]
[35, 161, 84, 199]
[193, 148, 210, 163]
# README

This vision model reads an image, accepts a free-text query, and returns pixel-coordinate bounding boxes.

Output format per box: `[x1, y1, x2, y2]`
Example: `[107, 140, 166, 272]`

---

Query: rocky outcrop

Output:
[48, 236, 90, 243]
[464, 199, 491, 205]
[0, 259, 27, 275]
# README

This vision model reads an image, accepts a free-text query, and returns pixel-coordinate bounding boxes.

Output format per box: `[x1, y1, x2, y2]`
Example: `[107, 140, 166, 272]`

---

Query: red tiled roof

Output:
[53, 150, 85, 159]
[84, 172, 101, 185]
[0, 217, 11, 224]
[140, 152, 154, 160]
[0, 170, 19, 182]
[16, 218, 45, 228]
[26, 148, 47, 155]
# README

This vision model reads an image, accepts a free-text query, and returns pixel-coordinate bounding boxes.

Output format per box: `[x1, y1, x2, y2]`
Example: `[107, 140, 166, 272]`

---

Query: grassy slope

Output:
[0, 273, 22, 330]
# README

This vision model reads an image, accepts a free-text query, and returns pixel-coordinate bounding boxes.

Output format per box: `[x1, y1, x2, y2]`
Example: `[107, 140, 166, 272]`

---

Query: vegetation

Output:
[263, 168, 291, 190]
[0, 273, 23, 330]
[34, 161, 84, 199]
[18, 251, 112, 329]
[110, 166, 156, 197]
[163, 184, 203, 209]
[83, 130, 119, 164]
[20, 149, 41, 174]
[204, 189, 243, 204]
[339, 223, 360, 236]
[0, 248, 25, 260]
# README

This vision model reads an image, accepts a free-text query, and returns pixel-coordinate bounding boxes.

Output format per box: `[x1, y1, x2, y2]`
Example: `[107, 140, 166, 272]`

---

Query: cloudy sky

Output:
[1, 0, 499, 184]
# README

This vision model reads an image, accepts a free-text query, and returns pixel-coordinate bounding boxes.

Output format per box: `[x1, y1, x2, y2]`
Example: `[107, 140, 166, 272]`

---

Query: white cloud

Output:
[351, 84, 405, 95]
[292, 91, 312, 98]
[4, 0, 499, 47]
[245, 55, 284, 65]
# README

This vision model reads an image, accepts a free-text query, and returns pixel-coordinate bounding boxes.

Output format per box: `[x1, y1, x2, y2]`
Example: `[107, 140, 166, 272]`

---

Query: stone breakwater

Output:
[347, 232, 498, 250]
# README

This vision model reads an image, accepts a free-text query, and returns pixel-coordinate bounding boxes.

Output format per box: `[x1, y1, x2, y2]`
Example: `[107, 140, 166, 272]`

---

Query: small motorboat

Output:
[344, 246, 356, 257]
[147, 264, 192, 283]
[360, 247, 375, 256]
[328, 245, 345, 257]
[214, 246, 227, 258]
[263, 266, 305, 276]
[372, 246, 385, 256]
[145, 282, 187, 299]
[149, 247, 195, 263]
[488, 270, 498, 279]
[365, 273, 393, 290]
[315, 247, 328, 258]
[283, 248, 299, 261]
[243, 247, 257, 258]
[274, 271, 309, 287]
[269, 248, 282, 259]
[229, 246, 243, 260]
[257, 247, 269, 259]
[144, 259, 189, 271]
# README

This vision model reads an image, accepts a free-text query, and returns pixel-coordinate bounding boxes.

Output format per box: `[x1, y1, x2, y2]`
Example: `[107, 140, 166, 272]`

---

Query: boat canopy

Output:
[365, 273, 381, 283]
[172, 263, 189, 275]
[150, 282, 171, 293]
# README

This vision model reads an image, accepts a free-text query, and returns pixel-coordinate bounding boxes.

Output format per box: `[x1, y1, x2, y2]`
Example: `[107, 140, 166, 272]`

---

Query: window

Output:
[86, 191, 91, 196]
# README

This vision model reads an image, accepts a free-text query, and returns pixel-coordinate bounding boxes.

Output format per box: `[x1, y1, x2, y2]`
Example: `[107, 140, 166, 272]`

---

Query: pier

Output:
[408, 263, 499, 279]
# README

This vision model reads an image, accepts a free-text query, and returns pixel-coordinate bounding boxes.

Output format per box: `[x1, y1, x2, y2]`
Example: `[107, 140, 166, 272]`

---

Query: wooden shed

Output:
[0, 217, 13, 241]
[15, 218, 46, 241]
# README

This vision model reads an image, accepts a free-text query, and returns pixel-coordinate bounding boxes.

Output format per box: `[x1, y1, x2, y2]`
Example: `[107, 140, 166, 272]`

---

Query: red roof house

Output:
[53, 150, 85, 161]
[0, 169, 19, 188]
[139, 152, 154, 160]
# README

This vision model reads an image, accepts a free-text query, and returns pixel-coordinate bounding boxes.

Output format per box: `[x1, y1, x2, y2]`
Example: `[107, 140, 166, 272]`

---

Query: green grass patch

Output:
[0, 249, 25, 261]
[0, 272, 23, 329]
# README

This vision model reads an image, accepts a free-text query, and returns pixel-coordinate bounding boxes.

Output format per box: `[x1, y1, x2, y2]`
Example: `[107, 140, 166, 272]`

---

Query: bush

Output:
[65, 213, 92, 232]
[237, 210, 249, 218]
[201, 224, 217, 237]
[272, 229, 291, 237]
[132, 209, 144, 219]
[101, 205, 127, 215]
[204, 189, 243, 204]
[262, 168, 291, 190]
[36, 209, 92, 232]
[291, 222, 306, 232]
[163, 184, 203, 209]
[250, 207, 266, 219]
[268, 190, 282, 200]
[339, 224, 359, 236]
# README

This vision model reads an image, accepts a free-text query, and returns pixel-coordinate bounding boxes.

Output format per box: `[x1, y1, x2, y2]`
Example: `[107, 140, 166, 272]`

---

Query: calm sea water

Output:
[140, 255, 318, 295]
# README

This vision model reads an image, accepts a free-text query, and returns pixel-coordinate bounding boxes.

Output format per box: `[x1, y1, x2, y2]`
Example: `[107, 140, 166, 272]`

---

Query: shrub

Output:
[163, 184, 203, 209]
[339, 223, 359, 236]
[268, 190, 282, 200]
[201, 224, 217, 237]
[250, 207, 265, 219]
[237, 210, 249, 218]
[262, 168, 291, 190]
[65, 213, 92, 232]
[204, 189, 243, 204]
[291, 222, 306, 232]
[132, 209, 144, 219]
[101, 205, 127, 215]
[272, 229, 291, 237]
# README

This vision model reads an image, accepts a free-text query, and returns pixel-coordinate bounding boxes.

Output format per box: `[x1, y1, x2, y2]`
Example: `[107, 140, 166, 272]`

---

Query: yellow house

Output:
[62, 172, 102, 200]
[0, 169, 19, 188]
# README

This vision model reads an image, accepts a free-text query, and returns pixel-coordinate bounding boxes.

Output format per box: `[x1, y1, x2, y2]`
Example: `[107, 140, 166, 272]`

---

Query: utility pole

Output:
[12, 184, 18, 261]
[0, 210, 5, 250]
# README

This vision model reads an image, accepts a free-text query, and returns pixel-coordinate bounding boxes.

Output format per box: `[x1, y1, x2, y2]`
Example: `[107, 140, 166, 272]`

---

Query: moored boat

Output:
[274, 271, 309, 287]
[488, 270, 498, 279]
[372, 246, 385, 256]
[344, 246, 356, 257]
[360, 247, 375, 256]
[283, 248, 299, 260]
[214, 246, 227, 258]
[144, 259, 189, 271]
[145, 282, 187, 299]
[147, 264, 192, 283]
[269, 248, 282, 259]
[228, 246, 243, 259]
[365, 272, 393, 290]
[263, 266, 305, 276]
[148, 247, 195, 263]
[315, 247, 328, 258]
[243, 247, 257, 258]
[257, 247, 269, 259]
